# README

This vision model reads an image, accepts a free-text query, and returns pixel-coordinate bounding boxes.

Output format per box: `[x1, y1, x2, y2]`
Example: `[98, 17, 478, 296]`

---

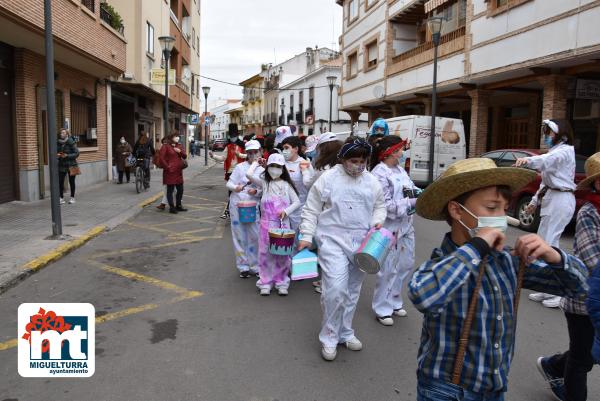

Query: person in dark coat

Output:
[133, 130, 155, 189]
[115, 136, 133, 184]
[57, 128, 79, 204]
[159, 132, 188, 214]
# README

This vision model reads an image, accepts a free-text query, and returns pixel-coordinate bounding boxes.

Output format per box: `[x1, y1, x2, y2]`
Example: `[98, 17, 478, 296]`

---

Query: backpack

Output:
[153, 151, 163, 169]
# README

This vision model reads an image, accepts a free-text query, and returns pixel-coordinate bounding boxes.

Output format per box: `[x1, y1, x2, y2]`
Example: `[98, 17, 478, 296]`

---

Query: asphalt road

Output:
[0, 165, 597, 401]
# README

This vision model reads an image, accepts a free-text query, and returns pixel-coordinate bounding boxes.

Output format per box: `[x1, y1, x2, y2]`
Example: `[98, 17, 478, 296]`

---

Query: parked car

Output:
[480, 149, 588, 232]
[211, 139, 226, 152]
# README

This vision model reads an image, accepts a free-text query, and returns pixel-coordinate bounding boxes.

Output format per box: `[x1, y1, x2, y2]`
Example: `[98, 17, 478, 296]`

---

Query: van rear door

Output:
[435, 118, 466, 179]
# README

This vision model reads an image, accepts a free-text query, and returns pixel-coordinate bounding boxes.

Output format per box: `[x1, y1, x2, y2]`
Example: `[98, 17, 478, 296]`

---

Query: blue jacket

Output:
[587, 263, 600, 364]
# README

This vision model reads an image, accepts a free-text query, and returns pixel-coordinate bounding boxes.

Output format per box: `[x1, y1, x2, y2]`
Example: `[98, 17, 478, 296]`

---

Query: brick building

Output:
[336, 0, 600, 158]
[0, 0, 126, 203]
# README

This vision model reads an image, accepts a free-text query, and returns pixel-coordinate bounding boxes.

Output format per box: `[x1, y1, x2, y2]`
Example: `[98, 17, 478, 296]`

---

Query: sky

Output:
[200, 0, 343, 108]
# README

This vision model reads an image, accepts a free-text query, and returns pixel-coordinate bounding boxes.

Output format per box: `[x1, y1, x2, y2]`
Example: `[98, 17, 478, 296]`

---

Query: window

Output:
[192, 28, 196, 49]
[348, 0, 358, 22]
[347, 51, 358, 79]
[486, 0, 532, 17]
[365, 0, 378, 10]
[365, 40, 378, 70]
[146, 22, 154, 55]
[70, 94, 97, 148]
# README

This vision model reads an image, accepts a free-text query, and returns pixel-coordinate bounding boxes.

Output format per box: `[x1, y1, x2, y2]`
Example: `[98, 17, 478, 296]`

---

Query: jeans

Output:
[417, 376, 504, 401]
[166, 184, 183, 209]
[546, 312, 595, 401]
[59, 171, 76, 198]
[118, 169, 130, 183]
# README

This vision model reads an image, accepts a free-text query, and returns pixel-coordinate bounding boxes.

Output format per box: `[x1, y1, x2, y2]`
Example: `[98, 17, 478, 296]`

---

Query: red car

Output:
[480, 149, 589, 232]
[211, 139, 226, 152]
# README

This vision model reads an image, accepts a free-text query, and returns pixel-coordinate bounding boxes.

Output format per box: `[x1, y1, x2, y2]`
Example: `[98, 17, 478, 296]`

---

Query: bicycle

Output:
[134, 157, 148, 194]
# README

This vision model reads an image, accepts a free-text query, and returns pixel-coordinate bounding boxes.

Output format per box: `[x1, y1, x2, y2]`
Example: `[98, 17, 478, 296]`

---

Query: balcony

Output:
[81, 0, 95, 12]
[100, 2, 124, 35]
[388, 26, 466, 76]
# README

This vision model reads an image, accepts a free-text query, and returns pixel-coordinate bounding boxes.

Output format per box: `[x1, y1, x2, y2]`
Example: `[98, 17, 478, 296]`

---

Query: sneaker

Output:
[312, 280, 321, 288]
[239, 271, 250, 279]
[59, 198, 66, 205]
[321, 346, 337, 361]
[259, 288, 270, 296]
[156, 203, 166, 210]
[314, 286, 322, 294]
[376, 316, 394, 326]
[393, 309, 408, 317]
[344, 337, 363, 351]
[536, 356, 565, 401]
[220, 212, 228, 220]
[68, 198, 75, 204]
[542, 296, 562, 309]
[169, 208, 178, 214]
[277, 288, 288, 296]
[529, 292, 555, 302]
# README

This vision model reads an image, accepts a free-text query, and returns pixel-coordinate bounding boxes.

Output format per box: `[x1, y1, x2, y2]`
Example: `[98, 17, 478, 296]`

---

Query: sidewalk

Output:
[0, 153, 216, 292]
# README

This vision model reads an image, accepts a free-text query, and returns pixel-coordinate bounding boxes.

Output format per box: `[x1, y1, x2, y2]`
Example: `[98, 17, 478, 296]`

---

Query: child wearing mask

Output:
[281, 136, 315, 233]
[370, 136, 418, 325]
[210, 128, 246, 219]
[298, 138, 387, 361]
[226, 140, 264, 278]
[246, 153, 300, 296]
[408, 158, 589, 401]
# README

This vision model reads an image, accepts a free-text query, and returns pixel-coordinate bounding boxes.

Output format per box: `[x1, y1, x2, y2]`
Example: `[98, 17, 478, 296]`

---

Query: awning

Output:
[424, 0, 450, 13]
[389, 0, 427, 24]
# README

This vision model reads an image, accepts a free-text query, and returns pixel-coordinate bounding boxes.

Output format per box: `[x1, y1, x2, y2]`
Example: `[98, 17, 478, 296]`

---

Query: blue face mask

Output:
[305, 150, 317, 160]
[458, 204, 508, 238]
[544, 135, 554, 147]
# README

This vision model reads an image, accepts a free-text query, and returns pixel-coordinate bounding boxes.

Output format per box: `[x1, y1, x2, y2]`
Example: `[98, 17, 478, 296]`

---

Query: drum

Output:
[268, 225, 296, 256]
[237, 201, 257, 223]
[291, 249, 318, 281]
[353, 228, 396, 274]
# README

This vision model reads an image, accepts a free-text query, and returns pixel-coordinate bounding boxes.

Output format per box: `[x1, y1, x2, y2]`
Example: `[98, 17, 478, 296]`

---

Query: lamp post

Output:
[202, 86, 210, 166]
[158, 36, 175, 142]
[44, 0, 62, 236]
[280, 98, 285, 126]
[427, 16, 444, 185]
[327, 75, 337, 132]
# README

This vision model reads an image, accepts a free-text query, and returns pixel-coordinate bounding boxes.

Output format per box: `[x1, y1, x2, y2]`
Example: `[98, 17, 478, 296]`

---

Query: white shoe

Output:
[314, 286, 322, 294]
[259, 288, 270, 296]
[528, 292, 554, 302]
[344, 337, 363, 351]
[393, 308, 408, 317]
[277, 288, 288, 296]
[376, 316, 394, 326]
[68, 197, 76, 204]
[542, 296, 562, 308]
[59, 198, 66, 205]
[321, 346, 337, 361]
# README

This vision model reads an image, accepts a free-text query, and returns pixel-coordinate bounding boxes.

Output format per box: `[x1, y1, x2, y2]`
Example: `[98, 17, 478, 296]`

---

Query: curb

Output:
[0, 225, 106, 294]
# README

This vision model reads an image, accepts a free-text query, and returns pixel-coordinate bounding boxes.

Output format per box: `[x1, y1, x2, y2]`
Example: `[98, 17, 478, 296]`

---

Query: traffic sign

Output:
[204, 117, 211, 126]
[190, 114, 199, 124]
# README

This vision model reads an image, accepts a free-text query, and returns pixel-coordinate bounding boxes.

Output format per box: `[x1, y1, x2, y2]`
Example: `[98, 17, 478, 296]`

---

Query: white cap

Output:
[274, 126, 293, 146]
[317, 132, 338, 146]
[542, 119, 559, 134]
[267, 153, 285, 166]
[245, 140, 261, 151]
[305, 135, 319, 153]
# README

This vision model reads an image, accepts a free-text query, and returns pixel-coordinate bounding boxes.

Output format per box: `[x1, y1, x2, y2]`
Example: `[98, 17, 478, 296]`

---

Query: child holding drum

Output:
[370, 136, 418, 326]
[226, 140, 263, 278]
[298, 138, 386, 361]
[246, 153, 300, 296]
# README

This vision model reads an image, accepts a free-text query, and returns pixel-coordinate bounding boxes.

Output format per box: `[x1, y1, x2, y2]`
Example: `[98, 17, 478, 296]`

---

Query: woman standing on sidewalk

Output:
[515, 119, 577, 308]
[160, 133, 188, 214]
[57, 128, 79, 205]
[115, 137, 132, 184]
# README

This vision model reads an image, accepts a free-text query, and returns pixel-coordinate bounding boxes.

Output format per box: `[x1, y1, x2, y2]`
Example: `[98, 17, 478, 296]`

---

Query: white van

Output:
[385, 115, 466, 186]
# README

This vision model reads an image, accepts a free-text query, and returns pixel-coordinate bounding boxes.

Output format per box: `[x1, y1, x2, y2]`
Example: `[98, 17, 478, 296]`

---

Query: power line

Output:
[199, 74, 333, 91]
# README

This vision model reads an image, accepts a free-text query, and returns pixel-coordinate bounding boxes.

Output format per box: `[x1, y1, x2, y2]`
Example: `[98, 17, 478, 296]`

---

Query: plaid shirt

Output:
[409, 234, 589, 394]
[562, 202, 600, 315]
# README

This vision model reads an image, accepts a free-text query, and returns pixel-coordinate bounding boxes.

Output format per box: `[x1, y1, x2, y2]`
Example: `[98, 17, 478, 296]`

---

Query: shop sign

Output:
[576, 79, 600, 100]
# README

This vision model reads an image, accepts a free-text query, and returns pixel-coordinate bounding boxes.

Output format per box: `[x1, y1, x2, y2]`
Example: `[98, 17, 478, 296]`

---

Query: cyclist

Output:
[133, 129, 155, 189]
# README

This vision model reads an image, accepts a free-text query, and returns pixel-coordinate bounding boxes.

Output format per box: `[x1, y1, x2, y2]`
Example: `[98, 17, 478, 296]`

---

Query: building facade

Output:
[337, 0, 600, 156]
[0, 0, 126, 203]
[240, 74, 264, 137]
[209, 99, 242, 140]
[110, 0, 201, 160]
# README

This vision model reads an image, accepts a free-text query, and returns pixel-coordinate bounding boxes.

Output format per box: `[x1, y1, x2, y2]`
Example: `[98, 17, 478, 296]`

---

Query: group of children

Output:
[217, 119, 598, 400]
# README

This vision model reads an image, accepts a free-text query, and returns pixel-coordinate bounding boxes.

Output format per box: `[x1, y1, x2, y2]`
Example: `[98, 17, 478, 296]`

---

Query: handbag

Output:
[181, 158, 188, 169]
[69, 166, 81, 176]
[126, 154, 136, 167]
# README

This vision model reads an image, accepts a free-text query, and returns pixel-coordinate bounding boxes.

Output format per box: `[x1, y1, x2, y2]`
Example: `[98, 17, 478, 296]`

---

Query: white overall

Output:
[285, 157, 315, 232]
[370, 163, 416, 318]
[226, 162, 263, 274]
[300, 165, 386, 347]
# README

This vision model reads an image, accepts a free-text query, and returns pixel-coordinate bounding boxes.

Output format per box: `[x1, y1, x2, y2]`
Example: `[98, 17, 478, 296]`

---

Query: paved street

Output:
[0, 165, 598, 401]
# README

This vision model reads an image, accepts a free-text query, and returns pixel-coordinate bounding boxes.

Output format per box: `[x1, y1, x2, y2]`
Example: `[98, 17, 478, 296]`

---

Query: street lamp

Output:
[159, 35, 175, 143]
[327, 75, 337, 132]
[280, 97, 285, 125]
[427, 16, 444, 185]
[202, 86, 210, 166]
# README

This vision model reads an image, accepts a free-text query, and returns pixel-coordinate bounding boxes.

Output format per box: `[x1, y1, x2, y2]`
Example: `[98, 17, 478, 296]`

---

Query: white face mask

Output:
[120, 139, 126, 144]
[268, 167, 283, 179]
[173, 136, 180, 144]
[343, 161, 366, 177]
[458, 203, 508, 238]
[282, 149, 292, 161]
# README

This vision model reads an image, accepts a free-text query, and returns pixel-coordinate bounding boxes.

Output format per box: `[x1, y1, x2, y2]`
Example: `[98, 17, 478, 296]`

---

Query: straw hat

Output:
[416, 158, 536, 220]
[577, 152, 600, 190]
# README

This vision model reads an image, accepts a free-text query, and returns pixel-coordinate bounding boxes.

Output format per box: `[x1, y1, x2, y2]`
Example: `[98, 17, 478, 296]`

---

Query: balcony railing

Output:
[100, 2, 125, 35]
[81, 0, 95, 12]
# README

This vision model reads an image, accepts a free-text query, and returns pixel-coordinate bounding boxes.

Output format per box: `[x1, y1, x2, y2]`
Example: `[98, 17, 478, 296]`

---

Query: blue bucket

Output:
[353, 228, 396, 274]
[237, 201, 257, 223]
